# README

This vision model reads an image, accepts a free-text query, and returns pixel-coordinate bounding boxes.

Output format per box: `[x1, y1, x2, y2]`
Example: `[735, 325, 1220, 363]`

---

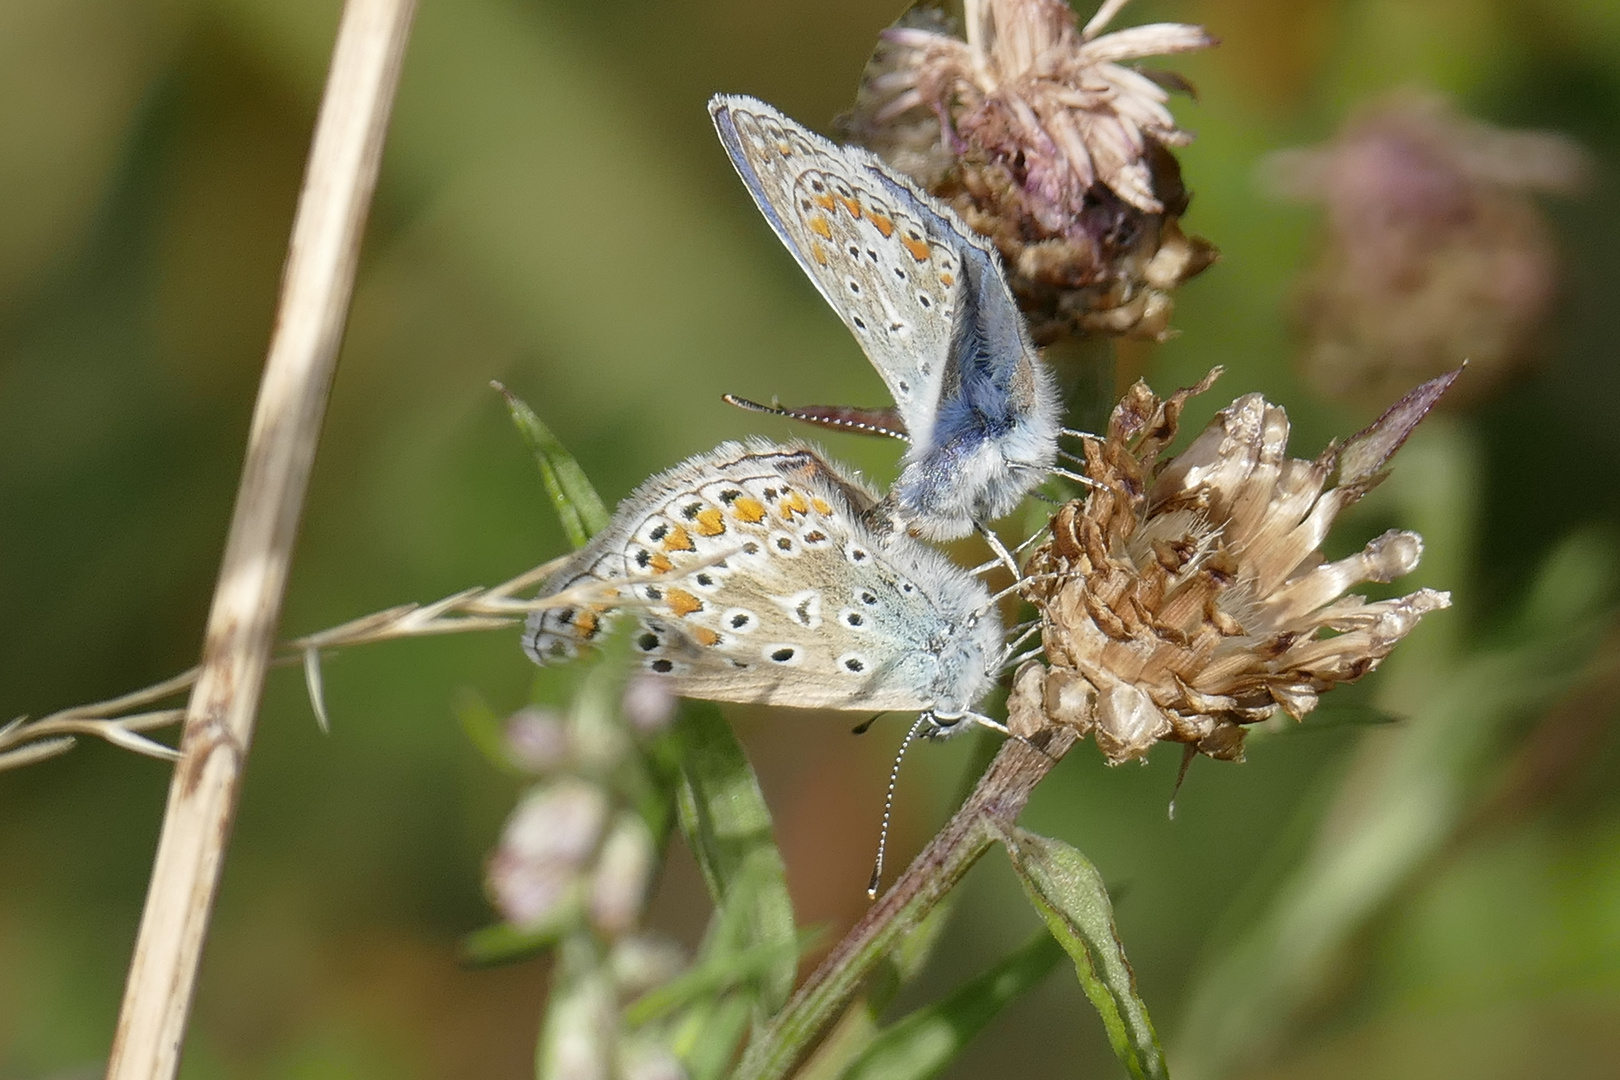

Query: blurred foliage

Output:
[3, 1, 1619, 1078]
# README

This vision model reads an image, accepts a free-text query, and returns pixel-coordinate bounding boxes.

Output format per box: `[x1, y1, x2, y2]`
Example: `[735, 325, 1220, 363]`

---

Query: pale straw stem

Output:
[104, 2, 417, 1077]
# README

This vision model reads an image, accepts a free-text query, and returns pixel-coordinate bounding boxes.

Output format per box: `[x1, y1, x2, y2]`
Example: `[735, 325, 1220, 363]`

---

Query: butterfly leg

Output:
[974, 520, 1022, 579]
[997, 624, 1043, 669]
[998, 645, 1046, 671]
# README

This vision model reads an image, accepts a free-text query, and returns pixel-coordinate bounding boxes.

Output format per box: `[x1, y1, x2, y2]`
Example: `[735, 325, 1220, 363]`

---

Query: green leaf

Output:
[497, 382, 609, 546]
[996, 825, 1166, 1080]
[454, 688, 522, 772]
[837, 931, 1066, 1080]
[671, 701, 797, 1015]
[626, 931, 816, 1028]
[460, 914, 573, 966]
[672, 992, 756, 1080]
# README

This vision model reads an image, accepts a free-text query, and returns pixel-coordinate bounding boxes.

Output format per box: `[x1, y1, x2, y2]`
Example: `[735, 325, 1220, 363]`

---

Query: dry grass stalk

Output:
[104, 3, 418, 1077]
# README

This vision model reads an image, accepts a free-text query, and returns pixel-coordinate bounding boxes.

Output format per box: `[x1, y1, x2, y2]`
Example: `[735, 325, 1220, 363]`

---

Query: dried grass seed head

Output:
[1018, 368, 1455, 763]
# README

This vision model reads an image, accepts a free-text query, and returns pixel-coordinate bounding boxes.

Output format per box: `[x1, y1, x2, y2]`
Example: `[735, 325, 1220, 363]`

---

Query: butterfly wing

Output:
[711, 96, 961, 453]
[525, 441, 1001, 716]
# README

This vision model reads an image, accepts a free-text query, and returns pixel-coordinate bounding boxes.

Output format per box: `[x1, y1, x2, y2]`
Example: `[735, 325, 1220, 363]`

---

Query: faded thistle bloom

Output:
[840, 0, 1218, 343]
[1264, 90, 1589, 406]
[1011, 368, 1455, 764]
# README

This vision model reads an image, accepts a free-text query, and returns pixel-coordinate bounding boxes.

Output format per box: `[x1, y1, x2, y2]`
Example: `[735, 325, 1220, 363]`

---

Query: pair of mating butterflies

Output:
[523, 96, 1063, 734]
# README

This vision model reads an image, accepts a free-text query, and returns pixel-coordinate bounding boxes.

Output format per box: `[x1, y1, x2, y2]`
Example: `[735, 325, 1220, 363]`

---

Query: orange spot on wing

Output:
[811, 497, 833, 515]
[691, 626, 721, 647]
[779, 491, 810, 519]
[573, 610, 599, 637]
[837, 194, 862, 218]
[812, 193, 837, 212]
[776, 141, 794, 156]
[695, 508, 726, 536]
[732, 497, 767, 523]
[807, 215, 833, 240]
[648, 553, 674, 574]
[662, 525, 695, 552]
[867, 212, 895, 237]
[667, 588, 703, 617]
[811, 240, 829, 266]
[939, 272, 954, 287]
[901, 235, 930, 261]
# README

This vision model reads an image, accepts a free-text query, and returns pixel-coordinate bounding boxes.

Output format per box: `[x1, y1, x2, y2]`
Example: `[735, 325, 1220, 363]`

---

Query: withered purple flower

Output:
[841, 0, 1218, 343]
[1011, 368, 1455, 764]
[1264, 90, 1589, 405]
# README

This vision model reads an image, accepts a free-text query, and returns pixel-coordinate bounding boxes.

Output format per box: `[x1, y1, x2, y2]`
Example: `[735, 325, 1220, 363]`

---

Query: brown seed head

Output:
[1016, 368, 1455, 763]
[840, 0, 1218, 344]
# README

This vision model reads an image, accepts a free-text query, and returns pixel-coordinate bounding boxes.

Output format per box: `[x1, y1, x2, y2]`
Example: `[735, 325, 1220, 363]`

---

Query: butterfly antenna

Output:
[1168, 744, 1197, 820]
[869, 716, 928, 898]
[1060, 427, 1100, 441]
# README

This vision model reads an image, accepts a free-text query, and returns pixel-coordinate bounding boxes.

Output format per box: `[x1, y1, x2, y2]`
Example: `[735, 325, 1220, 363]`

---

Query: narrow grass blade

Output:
[497, 382, 609, 546]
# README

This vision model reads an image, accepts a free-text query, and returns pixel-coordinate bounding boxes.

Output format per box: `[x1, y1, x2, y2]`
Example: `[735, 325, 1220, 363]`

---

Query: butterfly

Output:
[523, 440, 1006, 732]
[709, 94, 1062, 543]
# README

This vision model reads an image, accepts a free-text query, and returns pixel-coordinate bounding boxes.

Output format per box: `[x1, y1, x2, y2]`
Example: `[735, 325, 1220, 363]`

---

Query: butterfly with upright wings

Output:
[709, 95, 1062, 542]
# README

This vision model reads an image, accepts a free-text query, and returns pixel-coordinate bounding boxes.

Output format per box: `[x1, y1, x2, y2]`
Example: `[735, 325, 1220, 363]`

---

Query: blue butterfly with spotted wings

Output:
[709, 95, 1061, 543]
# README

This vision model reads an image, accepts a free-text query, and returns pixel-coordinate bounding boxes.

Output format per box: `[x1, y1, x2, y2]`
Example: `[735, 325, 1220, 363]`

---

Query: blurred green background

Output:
[3, 0, 1619, 1077]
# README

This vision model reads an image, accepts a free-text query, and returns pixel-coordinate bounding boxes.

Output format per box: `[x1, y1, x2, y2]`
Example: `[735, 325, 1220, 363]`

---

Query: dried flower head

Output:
[1013, 368, 1455, 763]
[840, 0, 1218, 343]
[1264, 90, 1589, 405]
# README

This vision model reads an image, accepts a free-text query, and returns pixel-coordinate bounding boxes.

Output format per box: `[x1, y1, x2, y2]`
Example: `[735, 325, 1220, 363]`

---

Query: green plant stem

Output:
[731, 725, 1077, 1080]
